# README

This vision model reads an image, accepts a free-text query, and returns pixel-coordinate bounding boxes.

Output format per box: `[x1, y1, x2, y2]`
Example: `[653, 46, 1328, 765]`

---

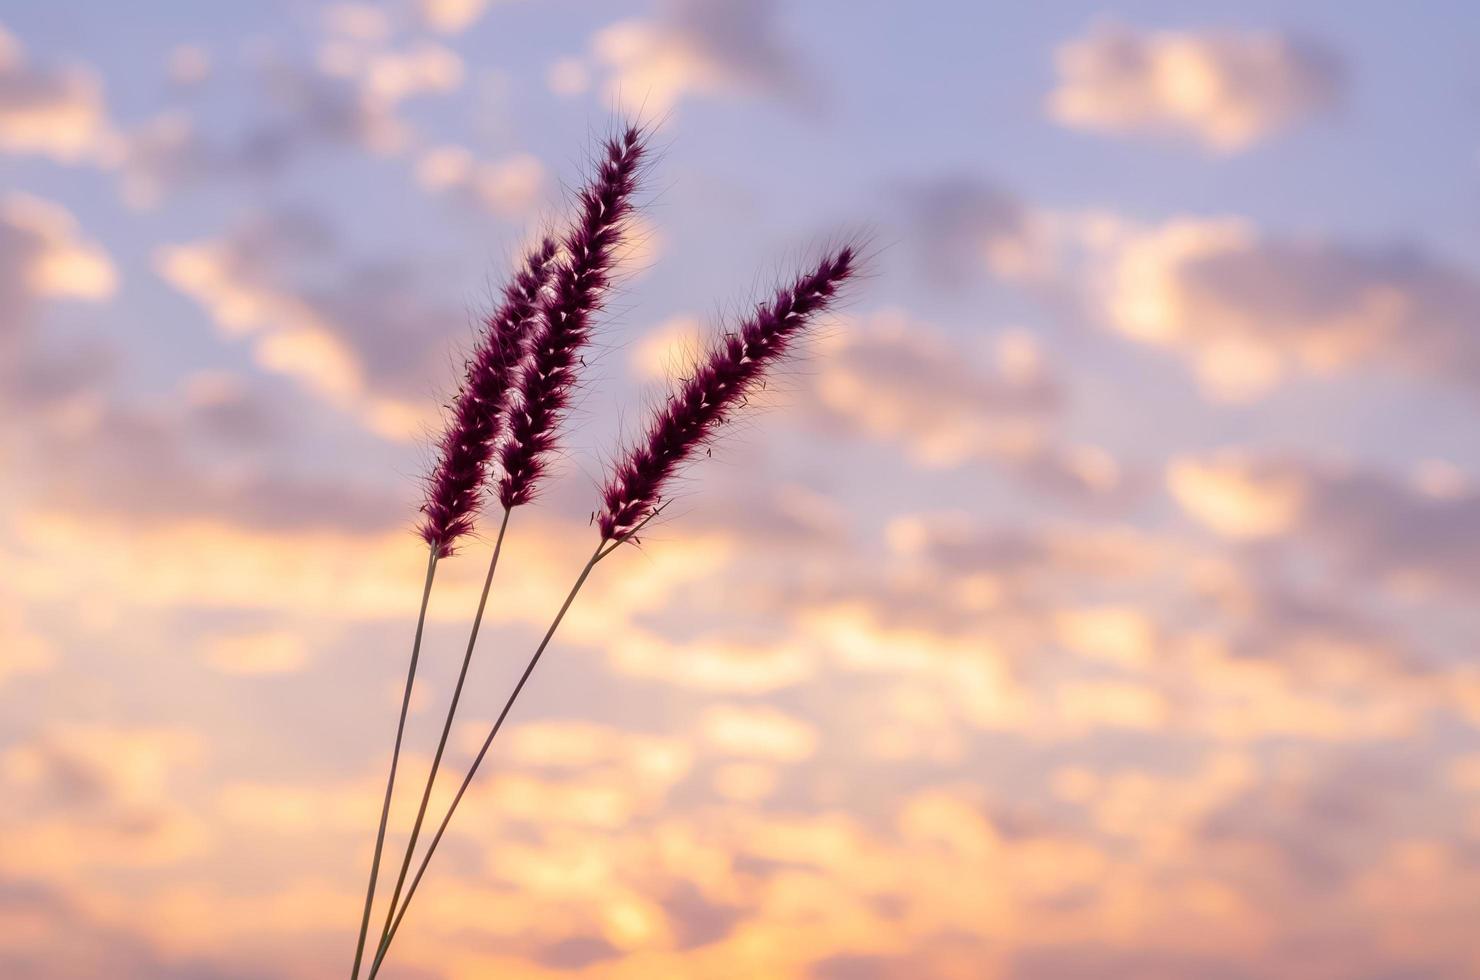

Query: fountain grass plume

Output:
[498, 124, 648, 509]
[597, 245, 856, 542]
[354, 121, 867, 978]
[353, 238, 554, 980]
[364, 246, 859, 978]
[418, 237, 558, 557]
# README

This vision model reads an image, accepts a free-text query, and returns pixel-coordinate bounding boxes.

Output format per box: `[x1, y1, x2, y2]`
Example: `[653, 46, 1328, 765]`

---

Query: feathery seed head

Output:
[498, 125, 648, 509]
[597, 245, 856, 542]
[418, 237, 558, 556]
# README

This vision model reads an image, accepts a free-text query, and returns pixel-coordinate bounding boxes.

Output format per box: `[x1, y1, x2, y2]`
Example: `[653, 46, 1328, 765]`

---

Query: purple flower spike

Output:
[498, 125, 648, 509]
[598, 246, 856, 542]
[419, 237, 558, 557]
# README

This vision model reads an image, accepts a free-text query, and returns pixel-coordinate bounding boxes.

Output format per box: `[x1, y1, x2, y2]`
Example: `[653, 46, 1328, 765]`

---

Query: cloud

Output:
[789, 512, 1427, 745]
[588, 0, 816, 114]
[792, 312, 1126, 502]
[1196, 748, 1432, 891]
[1169, 451, 1480, 596]
[415, 145, 547, 217]
[1, 725, 206, 875]
[120, 48, 458, 207]
[202, 630, 311, 675]
[885, 510, 1167, 596]
[0, 199, 409, 544]
[0, 602, 53, 686]
[807, 313, 1060, 465]
[416, 0, 499, 35]
[165, 44, 210, 88]
[4, 356, 408, 545]
[1166, 450, 1308, 538]
[0, 23, 110, 162]
[321, 3, 393, 42]
[1048, 21, 1343, 151]
[0, 875, 252, 980]
[699, 704, 818, 763]
[317, 37, 463, 104]
[0, 193, 116, 318]
[547, 56, 591, 97]
[155, 208, 466, 438]
[1094, 216, 1480, 399]
[895, 176, 1051, 286]
[0, 192, 116, 388]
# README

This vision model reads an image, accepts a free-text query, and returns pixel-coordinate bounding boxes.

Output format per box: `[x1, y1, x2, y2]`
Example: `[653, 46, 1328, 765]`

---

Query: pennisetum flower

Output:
[353, 238, 561, 976]
[416, 237, 559, 559]
[598, 245, 857, 542]
[365, 245, 859, 977]
[349, 238, 557, 980]
[498, 124, 648, 509]
[362, 126, 649, 979]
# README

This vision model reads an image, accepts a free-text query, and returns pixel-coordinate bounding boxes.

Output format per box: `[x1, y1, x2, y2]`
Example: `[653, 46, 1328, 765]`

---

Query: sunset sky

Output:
[3, 1, 1480, 977]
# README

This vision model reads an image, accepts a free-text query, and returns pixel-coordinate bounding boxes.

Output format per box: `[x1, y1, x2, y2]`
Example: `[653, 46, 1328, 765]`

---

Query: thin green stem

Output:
[373, 507, 512, 953]
[367, 543, 607, 978]
[351, 547, 438, 980]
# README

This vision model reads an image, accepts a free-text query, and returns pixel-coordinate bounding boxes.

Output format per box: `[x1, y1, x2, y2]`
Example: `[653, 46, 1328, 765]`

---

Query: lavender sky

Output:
[2, 1, 1480, 977]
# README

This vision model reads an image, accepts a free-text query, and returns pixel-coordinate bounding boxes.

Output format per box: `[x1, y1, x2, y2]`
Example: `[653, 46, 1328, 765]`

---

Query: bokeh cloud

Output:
[1049, 21, 1344, 151]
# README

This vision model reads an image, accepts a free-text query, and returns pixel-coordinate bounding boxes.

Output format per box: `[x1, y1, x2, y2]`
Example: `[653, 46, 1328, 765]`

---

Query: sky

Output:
[2, 0, 1480, 977]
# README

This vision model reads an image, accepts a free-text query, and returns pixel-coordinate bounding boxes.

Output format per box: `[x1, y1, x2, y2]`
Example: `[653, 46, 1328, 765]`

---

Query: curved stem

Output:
[367, 542, 607, 978]
[351, 547, 438, 979]
[373, 508, 512, 953]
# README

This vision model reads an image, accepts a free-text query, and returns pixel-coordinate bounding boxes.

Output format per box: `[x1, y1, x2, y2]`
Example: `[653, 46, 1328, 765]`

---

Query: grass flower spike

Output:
[599, 246, 856, 541]
[498, 125, 647, 508]
[360, 127, 650, 978]
[351, 119, 861, 979]
[418, 237, 558, 557]
[364, 247, 859, 977]
[351, 239, 559, 980]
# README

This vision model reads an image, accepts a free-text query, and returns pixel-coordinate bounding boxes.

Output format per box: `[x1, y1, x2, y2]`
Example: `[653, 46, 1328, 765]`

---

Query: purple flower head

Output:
[497, 125, 648, 509]
[598, 246, 856, 542]
[418, 238, 558, 556]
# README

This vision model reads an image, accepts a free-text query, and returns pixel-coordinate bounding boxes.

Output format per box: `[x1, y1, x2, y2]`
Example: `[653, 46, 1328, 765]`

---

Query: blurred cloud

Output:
[202, 630, 312, 675]
[317, 37, 463, 104]
[165, 44, 210, 88]
[895, 176, 1049, 286]
[30, 394, 405, 533]
[121, 42, 467, 207]
[1170, 450, 1480, 596]
[802, 312, 1126, 502]
[0, 192, 116, 405]
[1, 725, 206, 875]
[1049, 21, 1343, 151]
[586, 0, 817, 114]
[414, 145, 547, 216]
[0, 193, 115, 319]
[807, 313, 1060, 465]
[0, 603, 53, 687]
[416, 0, 501, 35]
[0, 22, 109, 162]
[155, 208, 464, 438]
[1094, 215, 1480, 399]
[699, 704, 818, 762]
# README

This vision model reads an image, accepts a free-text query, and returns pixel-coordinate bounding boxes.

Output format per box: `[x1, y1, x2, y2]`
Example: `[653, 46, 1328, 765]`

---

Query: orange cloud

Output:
[0, 23, 111, 162]
[1, 192, 116, 301]
[415, 146, 547, 217]
[1049, 22, 1342, 151]
[586, 0, 815, 114]
[1094, 215, 1480, 399]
